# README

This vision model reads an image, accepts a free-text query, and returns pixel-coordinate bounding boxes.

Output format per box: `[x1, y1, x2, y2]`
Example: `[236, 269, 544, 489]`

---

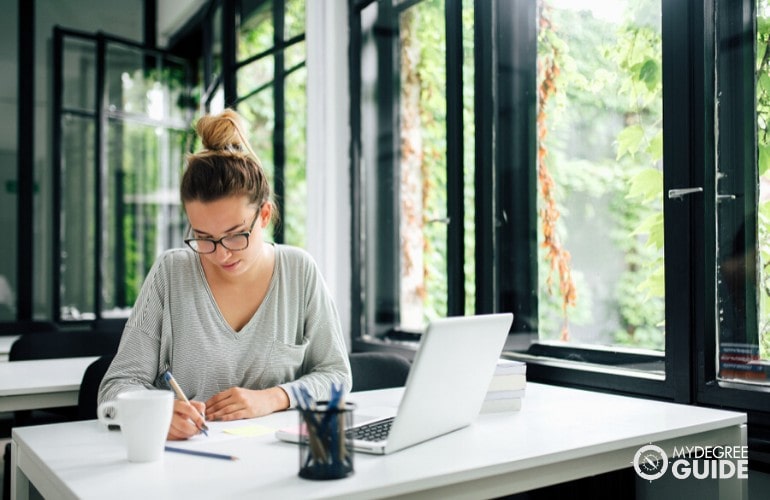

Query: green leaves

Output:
[638, 59, 660, 92]
[627, 168, 663, 204]
[616, 125, 645, 159]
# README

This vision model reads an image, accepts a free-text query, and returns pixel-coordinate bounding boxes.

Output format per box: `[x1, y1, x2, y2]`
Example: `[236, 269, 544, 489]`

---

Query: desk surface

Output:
[0, 356, 98, 412]
[12, 383, 747, 500]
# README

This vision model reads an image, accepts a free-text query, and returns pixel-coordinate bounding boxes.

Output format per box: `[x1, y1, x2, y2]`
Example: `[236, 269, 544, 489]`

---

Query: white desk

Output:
[0, 356, 98, 412]
[11, 383, 747, 500]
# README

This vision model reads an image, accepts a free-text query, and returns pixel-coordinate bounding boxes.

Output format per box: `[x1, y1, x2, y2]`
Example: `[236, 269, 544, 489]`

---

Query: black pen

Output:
[163, 370, 210, 436]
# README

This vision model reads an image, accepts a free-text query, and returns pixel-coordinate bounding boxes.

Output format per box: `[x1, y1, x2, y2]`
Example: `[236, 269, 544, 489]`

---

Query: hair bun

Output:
[196, 109, 249, 153]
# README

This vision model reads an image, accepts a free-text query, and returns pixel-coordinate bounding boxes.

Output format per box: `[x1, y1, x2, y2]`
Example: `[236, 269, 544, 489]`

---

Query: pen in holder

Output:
[293, 385, 355, 480]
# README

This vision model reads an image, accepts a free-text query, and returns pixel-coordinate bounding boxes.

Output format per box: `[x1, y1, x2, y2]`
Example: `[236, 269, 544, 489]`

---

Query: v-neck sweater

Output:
[98, 244, 351, 408]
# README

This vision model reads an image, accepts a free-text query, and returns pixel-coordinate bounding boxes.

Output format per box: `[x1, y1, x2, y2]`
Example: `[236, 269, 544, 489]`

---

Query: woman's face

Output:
[184, 195, 271, 279]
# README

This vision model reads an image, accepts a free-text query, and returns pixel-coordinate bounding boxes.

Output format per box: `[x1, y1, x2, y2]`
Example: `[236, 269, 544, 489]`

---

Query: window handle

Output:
[667, 187, 703, 199]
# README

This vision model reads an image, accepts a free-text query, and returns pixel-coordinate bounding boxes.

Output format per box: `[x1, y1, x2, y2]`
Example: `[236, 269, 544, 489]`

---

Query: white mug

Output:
[98, 390, 174, 462]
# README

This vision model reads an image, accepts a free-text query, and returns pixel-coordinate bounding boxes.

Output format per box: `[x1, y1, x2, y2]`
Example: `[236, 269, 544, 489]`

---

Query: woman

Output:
[99, 109, 351, 440]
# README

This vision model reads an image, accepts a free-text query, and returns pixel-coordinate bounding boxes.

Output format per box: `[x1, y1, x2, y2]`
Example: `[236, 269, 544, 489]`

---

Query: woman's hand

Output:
[205, 387, 289, 421]
[167, 400, 207, 441]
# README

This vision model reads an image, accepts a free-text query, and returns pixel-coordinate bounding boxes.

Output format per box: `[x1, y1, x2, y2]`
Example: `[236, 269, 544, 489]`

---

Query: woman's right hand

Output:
[167, 399, 207, 440]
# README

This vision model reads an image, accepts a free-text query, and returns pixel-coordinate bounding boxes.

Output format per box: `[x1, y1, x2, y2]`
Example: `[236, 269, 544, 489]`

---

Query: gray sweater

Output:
[98, 244, 351, 408]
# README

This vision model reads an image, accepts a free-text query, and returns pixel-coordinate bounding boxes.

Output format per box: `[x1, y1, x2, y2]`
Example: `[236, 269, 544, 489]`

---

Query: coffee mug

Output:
[98, 389, 174, 462]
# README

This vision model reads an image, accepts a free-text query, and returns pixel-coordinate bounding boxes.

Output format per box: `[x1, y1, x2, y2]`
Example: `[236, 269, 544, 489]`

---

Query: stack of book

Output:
[719, 342, 768, 381]
[481, 359, 526, 413]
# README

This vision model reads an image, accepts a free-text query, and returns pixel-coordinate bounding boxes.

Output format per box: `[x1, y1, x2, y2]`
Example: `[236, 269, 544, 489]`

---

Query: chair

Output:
[91, 317, 128, 335]
[9, 329, 122, 361]
[77, 354, 115, 420]
[8, 330, 123, 427]
[0, 320, 59, 335]
[348, 352, 411, 392]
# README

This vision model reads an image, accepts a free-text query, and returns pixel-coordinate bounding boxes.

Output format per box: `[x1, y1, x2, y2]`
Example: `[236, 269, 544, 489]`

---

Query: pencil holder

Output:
[298, 401, 355, 480]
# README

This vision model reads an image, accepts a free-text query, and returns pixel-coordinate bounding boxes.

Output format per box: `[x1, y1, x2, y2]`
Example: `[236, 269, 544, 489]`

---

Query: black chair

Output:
[349, 352, 411, 392]
[0, 320, 59, 335]
[91, 317, 128, 335]
[9, 329, 122, 361]
[8, 330, 123, 426]
[77, 354, 116, 420]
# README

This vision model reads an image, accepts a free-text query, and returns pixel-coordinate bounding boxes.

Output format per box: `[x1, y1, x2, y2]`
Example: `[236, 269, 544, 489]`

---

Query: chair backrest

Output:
[9, 330, 122, 361]
[78, 354, 115, 420]
[0, 320, 59, 335]
[349, 352, 411, 392]
[91, 317, 128, 335]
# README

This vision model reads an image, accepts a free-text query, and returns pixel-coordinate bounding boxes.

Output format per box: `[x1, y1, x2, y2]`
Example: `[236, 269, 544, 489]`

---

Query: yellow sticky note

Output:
[223, 424, 275, 437]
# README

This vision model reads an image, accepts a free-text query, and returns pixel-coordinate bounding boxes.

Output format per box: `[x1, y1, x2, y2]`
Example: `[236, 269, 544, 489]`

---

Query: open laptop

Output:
[276, 313, 513, 455]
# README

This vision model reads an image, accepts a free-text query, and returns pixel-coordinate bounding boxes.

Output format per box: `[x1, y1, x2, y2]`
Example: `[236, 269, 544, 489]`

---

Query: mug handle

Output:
[97, 401, 120, 425]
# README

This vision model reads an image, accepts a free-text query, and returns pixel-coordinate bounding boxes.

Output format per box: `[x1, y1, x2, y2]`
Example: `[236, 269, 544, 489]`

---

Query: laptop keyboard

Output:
[347, 417, 395, 442]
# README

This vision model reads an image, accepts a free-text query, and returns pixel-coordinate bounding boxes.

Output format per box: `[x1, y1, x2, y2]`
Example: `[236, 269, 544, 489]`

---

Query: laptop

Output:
[276, 313, 513, 455]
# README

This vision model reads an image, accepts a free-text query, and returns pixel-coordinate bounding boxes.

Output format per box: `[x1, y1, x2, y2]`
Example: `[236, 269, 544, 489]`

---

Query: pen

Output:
[165, 446, 238, 461]
[163, 370, 210, 436]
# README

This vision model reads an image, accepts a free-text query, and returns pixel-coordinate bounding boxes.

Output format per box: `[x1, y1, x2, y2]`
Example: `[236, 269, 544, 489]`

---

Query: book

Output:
[480, 397, 522, 413]
[488, 373, 526, 392]
[488, 359, 527, 391]
[485, 389, 526, 400]
[494, 359, 527, 376]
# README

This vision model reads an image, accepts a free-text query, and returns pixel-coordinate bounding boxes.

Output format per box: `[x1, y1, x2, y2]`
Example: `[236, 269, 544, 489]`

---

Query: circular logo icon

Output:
[633, 444, 669, 481]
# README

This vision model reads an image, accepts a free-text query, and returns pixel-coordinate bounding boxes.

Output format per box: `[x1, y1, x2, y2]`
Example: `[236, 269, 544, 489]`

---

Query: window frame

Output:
[347, 0, 770, 454]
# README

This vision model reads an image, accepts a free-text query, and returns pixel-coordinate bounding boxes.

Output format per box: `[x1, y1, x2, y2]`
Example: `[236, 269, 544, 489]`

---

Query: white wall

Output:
[305, 1, 352, 348]
[157, 0, 208, 46]
[0, 0, 18, 319]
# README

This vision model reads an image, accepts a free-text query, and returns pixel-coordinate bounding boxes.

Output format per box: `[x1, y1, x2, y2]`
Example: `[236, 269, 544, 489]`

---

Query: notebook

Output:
[276, 313, 513, 455]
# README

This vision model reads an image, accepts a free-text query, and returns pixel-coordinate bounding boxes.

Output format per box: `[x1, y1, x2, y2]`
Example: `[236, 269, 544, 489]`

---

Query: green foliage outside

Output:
[756, 0, 770, 359]
[537, 1, 665, 349]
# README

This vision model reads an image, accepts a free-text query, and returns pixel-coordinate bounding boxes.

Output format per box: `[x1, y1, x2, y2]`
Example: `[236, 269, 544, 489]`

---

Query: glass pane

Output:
[105, 44, 146, 115]
[212, 4, 224, 82]
[60, 115, 96, 320]
[717, 0, 769, 383]
[462, 0, 475, 315]
[238, 0, 273, 62]
[284, 0, 305, 40]
[537, 1, 665, 351]
[106, 44, 192, 124]
[399, 0, 448, 329]
[62, 37, 96, 112]
[283, 66, 307, 248]
[284, 39, 305, 70]
[103, 121, 188, 314]
[239, 90, 275, 238]
[237, 56, 274, 99]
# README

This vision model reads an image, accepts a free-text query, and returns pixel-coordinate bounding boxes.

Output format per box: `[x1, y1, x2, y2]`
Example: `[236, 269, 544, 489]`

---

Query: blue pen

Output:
[165, 446, 237, 461]
[163, 370, 209, 436]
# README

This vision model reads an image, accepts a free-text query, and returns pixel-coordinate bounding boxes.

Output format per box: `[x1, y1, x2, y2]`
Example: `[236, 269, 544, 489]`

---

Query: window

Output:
[230, 0, 308, 247]
[54, 29, 195, 321]
[51, 0, 312, 323]
[349, 0, 770, 452]
[351, 0, 474, 339]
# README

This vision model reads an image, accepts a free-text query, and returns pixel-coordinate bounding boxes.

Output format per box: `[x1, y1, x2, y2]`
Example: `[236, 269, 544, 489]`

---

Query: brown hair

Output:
[181, 109, 274, 216]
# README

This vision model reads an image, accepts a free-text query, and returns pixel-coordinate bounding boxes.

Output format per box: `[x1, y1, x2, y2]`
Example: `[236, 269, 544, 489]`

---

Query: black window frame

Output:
[349, 0, 770, 465]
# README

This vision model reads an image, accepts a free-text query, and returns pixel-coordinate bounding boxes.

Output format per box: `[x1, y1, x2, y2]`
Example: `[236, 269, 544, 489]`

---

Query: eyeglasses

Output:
[184, 212, 260, 254]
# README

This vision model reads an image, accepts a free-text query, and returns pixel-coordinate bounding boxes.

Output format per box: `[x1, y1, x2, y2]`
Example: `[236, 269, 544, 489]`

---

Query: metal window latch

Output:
[667, 187, 703, 199]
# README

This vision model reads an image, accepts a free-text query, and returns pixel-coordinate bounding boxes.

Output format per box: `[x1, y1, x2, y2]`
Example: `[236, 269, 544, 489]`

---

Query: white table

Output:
[0, 356, 98, 412]
[11, 383, 747, 500]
